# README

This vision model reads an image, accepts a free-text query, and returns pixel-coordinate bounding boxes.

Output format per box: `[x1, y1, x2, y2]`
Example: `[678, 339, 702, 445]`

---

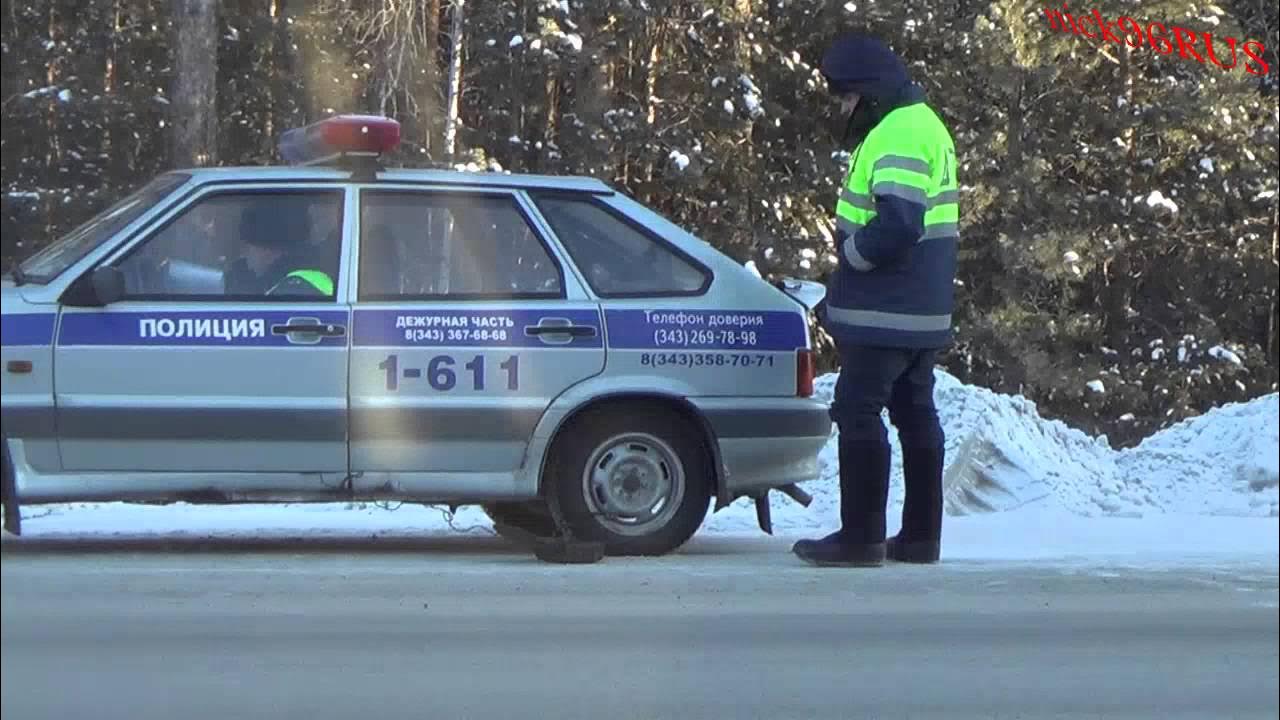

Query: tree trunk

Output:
[423, 0, 442, 157]
[443, 0, 464, 161]
[1270, 200, 1279, 362]
[263, 0, 279, 147]
[275, 0, 304, 126]
[566, 2, 610, 176]
[1007, 72, 1023, 165]
[44, 4, 62, 180]
[644, 24, 661, 126]
[170, 0, 218, 168]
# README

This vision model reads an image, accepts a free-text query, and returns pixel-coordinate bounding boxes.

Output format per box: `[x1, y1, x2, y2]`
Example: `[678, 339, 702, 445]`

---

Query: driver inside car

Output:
[225, 202, 334, 297]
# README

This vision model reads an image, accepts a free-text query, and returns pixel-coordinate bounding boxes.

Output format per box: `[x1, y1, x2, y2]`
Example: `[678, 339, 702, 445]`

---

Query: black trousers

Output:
[829, 343, 945, 543]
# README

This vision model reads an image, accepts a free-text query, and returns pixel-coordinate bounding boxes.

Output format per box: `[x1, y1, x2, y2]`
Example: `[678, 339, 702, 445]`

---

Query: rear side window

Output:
[358, 191, 563, 301]
[532, 195, 710, 297]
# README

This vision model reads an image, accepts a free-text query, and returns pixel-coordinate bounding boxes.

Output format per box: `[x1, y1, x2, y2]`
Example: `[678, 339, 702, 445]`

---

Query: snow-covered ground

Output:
[6, 370, 1278, 563]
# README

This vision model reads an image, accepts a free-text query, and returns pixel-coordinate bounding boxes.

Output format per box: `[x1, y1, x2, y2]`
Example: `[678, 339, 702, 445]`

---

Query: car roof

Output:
[176, 165, 616, 194]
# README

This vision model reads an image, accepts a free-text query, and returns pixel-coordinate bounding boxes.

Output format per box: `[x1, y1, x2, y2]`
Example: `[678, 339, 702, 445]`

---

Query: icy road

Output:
[2, 535, 1277, 720]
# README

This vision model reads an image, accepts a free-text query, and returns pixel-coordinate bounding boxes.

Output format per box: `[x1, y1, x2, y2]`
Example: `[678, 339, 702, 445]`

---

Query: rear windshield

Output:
[14, 173, 190, 283]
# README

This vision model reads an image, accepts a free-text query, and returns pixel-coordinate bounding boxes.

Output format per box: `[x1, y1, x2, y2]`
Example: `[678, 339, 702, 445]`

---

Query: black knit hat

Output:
[240, 198, 304, 250]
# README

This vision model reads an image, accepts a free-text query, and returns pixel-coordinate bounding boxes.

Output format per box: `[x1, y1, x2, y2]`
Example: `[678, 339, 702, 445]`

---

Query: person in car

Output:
[227, 202, 334, 297]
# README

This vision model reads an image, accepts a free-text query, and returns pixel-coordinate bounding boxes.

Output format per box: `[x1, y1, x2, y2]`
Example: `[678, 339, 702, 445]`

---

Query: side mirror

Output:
[91, 266, 125, 305]
[63, 265, 125, 307]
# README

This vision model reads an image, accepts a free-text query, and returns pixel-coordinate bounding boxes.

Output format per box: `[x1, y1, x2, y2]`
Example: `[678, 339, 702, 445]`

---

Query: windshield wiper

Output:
[8, 263, 28, 286]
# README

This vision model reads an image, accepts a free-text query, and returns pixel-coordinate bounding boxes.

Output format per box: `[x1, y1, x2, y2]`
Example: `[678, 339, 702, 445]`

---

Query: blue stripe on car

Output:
[0, 313, 57, 346]
[57, 311, 350, 347]
[603, 309, 807, 351]
[351, 308, 603, 348]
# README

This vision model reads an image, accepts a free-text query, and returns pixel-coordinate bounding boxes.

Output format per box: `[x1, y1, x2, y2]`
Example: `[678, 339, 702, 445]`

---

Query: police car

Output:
[1, 115, 830, 559]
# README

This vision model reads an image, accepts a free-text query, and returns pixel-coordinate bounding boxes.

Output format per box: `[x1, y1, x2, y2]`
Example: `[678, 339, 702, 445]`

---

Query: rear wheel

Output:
[545, 405, 712, 556]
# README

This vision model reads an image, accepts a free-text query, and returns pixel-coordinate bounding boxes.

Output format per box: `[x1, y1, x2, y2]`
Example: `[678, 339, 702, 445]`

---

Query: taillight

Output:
[796, 349, 815, 397]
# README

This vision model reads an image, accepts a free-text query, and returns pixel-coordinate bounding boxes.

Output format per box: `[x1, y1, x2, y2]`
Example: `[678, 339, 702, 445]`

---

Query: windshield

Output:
[12, 172, 190, 283]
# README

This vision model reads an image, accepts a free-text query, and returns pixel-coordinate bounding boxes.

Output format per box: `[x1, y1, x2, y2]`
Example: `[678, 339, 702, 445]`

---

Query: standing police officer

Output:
[793, 33, 960, 567]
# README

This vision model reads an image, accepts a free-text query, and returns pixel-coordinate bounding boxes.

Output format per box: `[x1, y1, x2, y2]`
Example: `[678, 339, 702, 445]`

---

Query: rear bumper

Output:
[690, 397, 832, 500]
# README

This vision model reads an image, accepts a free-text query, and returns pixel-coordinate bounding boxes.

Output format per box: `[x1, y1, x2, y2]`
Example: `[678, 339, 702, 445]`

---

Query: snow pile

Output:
[705, 370, 1279, 535]
[1116, 393, 1279, 518]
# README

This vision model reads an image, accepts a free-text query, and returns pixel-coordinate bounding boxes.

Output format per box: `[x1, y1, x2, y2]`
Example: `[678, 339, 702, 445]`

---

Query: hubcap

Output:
[581, 433, 685, 536]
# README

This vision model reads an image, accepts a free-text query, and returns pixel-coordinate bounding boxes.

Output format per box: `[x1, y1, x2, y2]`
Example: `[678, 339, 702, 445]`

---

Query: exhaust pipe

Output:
[753, 483, 815, 535]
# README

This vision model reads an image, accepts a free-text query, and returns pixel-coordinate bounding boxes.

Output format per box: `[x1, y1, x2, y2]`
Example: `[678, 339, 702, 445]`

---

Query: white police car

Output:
[1, 115, 829, 559]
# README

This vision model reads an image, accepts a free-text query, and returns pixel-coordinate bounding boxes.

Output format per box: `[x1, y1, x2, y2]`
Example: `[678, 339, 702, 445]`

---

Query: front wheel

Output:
[546, 405, 712, 556]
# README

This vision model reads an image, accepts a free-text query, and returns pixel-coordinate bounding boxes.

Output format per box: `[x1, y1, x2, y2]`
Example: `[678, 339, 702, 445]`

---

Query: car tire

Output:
[482, 501, 557, 545]
[545, 405, 712, 556]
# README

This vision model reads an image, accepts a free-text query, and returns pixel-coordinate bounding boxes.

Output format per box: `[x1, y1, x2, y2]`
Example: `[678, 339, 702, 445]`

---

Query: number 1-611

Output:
[378, 353, 519, 392]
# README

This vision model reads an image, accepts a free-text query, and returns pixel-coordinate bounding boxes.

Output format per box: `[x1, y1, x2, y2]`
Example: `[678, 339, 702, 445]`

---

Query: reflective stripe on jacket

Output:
[268, 269, 334, 296]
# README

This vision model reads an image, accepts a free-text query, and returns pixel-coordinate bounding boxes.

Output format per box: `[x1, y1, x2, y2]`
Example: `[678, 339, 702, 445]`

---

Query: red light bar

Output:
[278, 115, 401, 164]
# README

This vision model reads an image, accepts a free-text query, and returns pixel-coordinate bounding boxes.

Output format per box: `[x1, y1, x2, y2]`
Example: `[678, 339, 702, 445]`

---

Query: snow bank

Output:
[1116, 393, 1279, 517]
[706, 370, 1279, 536]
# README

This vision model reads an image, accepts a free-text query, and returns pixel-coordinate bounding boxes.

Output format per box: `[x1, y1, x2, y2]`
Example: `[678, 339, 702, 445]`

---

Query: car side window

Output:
[115, 189, 343, 300]
[358, 191, 562, 300]
[531, 195, 710, 297]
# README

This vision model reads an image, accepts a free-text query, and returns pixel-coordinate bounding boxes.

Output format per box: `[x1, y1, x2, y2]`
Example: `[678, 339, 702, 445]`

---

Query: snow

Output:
[509, 35, 524, 48]
[668, 149, 690, 171]
[23, 86, 58, 99]
[1209, 345, 1244, 366]
[8, 372, 1278, 562]
[1199, 158, 1215, 173]
[702, 371, 1279, 537]
[1087, 379, 1106, 394]
[722, 99, 735, 115]
[743, 260, 762, 278]
[1145, 190, 1179, 213]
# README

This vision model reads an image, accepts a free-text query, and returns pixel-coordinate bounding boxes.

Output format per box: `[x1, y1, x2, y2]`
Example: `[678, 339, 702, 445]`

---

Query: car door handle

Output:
[524, 324, 597, 338]
[270, 322, 346, 337]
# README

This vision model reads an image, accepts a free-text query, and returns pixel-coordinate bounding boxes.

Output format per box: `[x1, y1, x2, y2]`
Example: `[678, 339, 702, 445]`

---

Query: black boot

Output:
[893, 445, 944, 564]
[886, 535, 940, 563]
[792, 529, 886, 567]
[837, 424, 892, 540]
